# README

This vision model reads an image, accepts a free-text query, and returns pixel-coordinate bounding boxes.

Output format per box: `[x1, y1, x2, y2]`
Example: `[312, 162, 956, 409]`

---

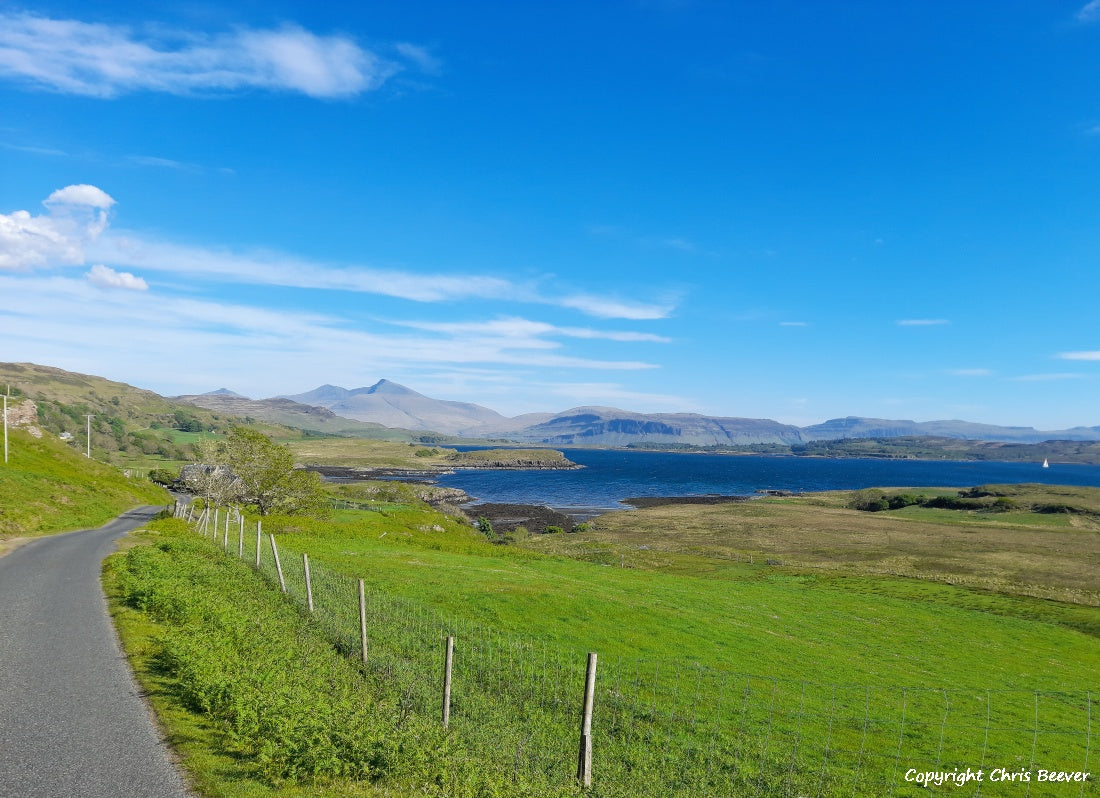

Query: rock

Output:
[4, 398, 38, 428]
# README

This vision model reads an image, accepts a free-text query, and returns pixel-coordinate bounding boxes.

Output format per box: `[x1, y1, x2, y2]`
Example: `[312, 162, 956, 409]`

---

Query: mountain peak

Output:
[366, 379, 420, 396]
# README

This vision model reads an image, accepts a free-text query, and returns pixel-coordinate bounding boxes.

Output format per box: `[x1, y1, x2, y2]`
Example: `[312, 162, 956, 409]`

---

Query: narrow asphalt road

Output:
[0, 507, 193, 798]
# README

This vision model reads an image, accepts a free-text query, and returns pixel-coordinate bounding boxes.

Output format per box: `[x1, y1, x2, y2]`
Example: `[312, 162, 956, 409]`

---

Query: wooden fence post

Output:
[303, 553, 314, 612]
[270, 534, 286, 593]
[213, 508, 219, 540]
[358, 578, 368, 664]
[237, 514, 244, 558]
[577, 651, 597, 788]
[442, 636, 455, 728]
[255, 520, 262, 568]
[223, 511, 229, 550]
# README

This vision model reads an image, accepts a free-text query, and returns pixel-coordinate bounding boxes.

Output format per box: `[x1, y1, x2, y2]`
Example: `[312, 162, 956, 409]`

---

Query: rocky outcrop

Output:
[5, 399, 42, 438]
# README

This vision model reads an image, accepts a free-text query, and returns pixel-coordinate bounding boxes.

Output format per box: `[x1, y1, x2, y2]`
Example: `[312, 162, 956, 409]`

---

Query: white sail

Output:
[1042, 458, 1049, 468]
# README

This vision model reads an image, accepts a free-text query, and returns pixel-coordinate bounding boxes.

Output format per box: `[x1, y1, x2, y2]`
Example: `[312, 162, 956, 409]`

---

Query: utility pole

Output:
[3, 393, 8, 464]
[84, 414, 94, 458]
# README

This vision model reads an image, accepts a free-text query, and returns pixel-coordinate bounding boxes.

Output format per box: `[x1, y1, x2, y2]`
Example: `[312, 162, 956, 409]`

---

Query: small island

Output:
[290, 438, 580, 481]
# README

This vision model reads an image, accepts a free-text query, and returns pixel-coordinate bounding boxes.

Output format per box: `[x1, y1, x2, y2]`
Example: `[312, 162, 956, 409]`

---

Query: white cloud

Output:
[86, 264, 147, 291]
[92, 232, 676, 319]
[1078, 0, 1100, 23]
[0, 275, 657, 401]
[896, 318, 950, 326]
[46, 184, 116, 209]
[394, 43, 442, 75]
[0, 184, 115, 270]
[948, 368, 993, 377]
[559, 293, 674, 320]
[0, 13, 401, 99]
[6, 185, 678, 324]
[779, 321, 808, 327]
[394, 317, 670, 344]
[93, 233, 519, 303]
[1058, 350, 1100, 361]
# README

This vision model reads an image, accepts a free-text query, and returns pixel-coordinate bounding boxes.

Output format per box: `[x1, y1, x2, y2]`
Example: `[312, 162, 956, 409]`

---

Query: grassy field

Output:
[523, 487, 1100, 608]
[0, 428, 170, 546]
[107, 493, 1100, 797]
[260, 504, 1099, 691]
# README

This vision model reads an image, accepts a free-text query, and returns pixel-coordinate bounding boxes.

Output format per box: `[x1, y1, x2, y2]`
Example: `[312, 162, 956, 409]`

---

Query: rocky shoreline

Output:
[310, 464, 789, 533]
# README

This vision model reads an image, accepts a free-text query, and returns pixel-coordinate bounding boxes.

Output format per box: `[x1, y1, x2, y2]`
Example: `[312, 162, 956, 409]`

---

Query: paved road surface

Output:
[0, 507, 192, 798]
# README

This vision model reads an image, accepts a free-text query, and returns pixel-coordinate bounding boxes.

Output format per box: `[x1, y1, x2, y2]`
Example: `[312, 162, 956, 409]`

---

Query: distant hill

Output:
[176, 392, 419, 441]
[282, 379, 510, 435]
[488, 407, 805, 446]
[7, 364, 1100, 460]
[801, 417, 1100, 443]
[276, 379, 1100, 447]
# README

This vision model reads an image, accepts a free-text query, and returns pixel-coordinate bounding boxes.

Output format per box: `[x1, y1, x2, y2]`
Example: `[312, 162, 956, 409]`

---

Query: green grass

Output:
[106, 519, 581, 797]
[97, 480, 1100, 797]
[561, 488, 1100, 606]
[114, 510, 1100, 797]
[0, 428, 170, 541]
[265, 512, 1099, 691]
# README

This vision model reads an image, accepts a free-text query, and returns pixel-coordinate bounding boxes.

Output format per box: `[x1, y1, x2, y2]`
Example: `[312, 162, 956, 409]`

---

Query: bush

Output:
[148, 468, 178, 486]
[475, 517, 497, 541]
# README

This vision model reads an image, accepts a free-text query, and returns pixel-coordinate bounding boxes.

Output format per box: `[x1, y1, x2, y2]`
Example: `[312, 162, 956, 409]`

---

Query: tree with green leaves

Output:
[190, 428, 328, 516]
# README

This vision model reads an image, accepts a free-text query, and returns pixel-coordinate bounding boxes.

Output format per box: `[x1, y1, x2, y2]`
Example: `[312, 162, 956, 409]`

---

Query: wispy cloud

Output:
[0, 12, 408, 99]
[0, 141, 69, 157]
[392, 316, 671, 344]
[394, 43, 442, 75]
[1058, 350, 1100, 361]
[779, 321, 808, 327]
[897, 318, 950, 326]
[94, 233, 519, 303]
[559, 293, 675, 320]
[948, 368, 993, 377]
[1078, 0, 1100, 23]
[0, 275, 657, 400]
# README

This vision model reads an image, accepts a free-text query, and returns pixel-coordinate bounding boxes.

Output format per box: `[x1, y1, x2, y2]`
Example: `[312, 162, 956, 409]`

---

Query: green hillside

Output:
[0, 427, 170, 541]
[0, 362, 353, 473]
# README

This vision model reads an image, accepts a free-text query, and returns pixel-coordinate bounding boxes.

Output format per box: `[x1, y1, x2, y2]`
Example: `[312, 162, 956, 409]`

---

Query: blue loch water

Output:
[436, 448, 1100, 512]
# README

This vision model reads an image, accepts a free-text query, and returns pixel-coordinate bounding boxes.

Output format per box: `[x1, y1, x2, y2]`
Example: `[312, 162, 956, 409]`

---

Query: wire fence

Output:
[179, 503, 1097, 797]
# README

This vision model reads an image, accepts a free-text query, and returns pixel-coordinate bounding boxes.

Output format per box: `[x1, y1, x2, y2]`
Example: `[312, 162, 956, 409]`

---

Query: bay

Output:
[436, 448, 1100, 512]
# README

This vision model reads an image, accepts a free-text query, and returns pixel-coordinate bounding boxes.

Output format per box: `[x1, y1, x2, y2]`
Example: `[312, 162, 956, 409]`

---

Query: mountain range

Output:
[231, 379, 1100, 446]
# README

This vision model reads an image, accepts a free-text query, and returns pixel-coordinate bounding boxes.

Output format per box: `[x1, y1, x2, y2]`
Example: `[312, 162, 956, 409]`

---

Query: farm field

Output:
[107, 483, 1099, 796]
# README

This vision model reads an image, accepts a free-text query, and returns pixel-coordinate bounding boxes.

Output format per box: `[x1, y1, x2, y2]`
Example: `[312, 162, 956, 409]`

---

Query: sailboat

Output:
[1042, 458, 1049, 468]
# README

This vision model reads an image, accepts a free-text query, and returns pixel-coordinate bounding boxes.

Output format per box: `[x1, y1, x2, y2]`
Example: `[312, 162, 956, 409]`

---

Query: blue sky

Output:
[2, 1, 1099, 429]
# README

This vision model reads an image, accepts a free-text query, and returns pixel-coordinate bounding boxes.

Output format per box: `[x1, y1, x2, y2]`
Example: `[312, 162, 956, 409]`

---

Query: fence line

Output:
[171, 502, 1097, 797]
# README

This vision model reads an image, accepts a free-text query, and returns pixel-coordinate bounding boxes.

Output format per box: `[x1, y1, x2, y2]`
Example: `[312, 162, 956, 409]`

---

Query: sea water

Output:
[436, 448, 1100, 511]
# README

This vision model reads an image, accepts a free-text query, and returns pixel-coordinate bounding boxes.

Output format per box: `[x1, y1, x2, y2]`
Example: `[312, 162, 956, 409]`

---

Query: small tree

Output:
[475, 517, 497, 541]
[189, 428, 328, 516]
